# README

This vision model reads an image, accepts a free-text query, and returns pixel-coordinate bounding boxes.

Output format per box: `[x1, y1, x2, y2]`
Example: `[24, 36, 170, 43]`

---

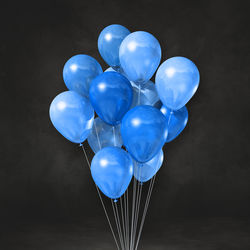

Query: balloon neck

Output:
[113, 199, 118, 203]
[112, 65, 122, 74]
[79, 143, 83, 147]
[140, 182, 143, 186]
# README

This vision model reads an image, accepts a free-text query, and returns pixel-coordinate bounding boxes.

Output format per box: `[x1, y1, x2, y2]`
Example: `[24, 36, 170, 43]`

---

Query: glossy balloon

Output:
[91, 147, 133, 199]
[121, 105, 168, 163]
[98, 24, 130, 68]
[156, 56, 200, 110]
[130, 81, 161, 109]
[134, 149, 164, 183]
[119, 31, 161, 84]
[63, 54, 103, 97]
[87, 117, 123, 153]
[89, 72, 133, 125]
[161, 105, 188, 142]
[49, 91, 94, 143]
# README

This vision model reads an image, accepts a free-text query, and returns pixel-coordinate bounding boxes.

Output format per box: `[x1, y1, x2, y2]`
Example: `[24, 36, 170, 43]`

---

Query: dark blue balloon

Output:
[119, 31, 161, 84]
[89, 72, 133, 125]
[121, 105, 168, 163]
[134, 149, 164, 183]
[87, 117, 123, 153]
[156, 56, 200, 110]
[91, 147, 133, 199]
[98, 24, 130, 68]
[49, 91, 94, 143]
[161, 105, 188, 142]
[63, 54, 103, 97]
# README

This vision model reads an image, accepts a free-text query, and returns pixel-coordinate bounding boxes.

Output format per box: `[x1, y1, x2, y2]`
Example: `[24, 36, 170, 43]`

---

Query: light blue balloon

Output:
[121, 105, 168, 163]
[161, 105, 188, 142]
[130, 81, 161, 109]
[91, 147, 133, 199]
[156, 56, 200, 110]
[98, 24, 130, 68]
[63, 54, 103, 97]
[49, 91, 94, 143]
[134, 149, 164, 183]
[89, 72, 133, 125]
[87, 117, 123, 153]
[119, 31, 161, 84]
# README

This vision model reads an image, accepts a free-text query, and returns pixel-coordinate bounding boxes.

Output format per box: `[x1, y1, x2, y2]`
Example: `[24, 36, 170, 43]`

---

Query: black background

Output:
[1, 0, 250, 249]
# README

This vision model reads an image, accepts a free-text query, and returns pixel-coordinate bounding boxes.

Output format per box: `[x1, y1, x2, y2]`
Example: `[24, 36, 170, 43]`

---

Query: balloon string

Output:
[94, 120, 102, 151]
[138, 84, 141, 105]
[111, 200, 124, 250]
[81, 145, 120, 250]
[120, 196, 126, 249]
[134, 175, 156, 250]
[125, 189, 129, 249]
[115, 200, 125, 250]
[112, 126, 117, 147]
[131, 166, 143, 249]
[168, 110, 173, 125]
[130, 177, 137, 250]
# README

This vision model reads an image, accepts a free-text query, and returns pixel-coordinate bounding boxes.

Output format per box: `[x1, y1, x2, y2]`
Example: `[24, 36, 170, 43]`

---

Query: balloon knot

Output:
[79, 143, 83, 147]
[140, 182, 143, 186]
[114, 199, 118, 203]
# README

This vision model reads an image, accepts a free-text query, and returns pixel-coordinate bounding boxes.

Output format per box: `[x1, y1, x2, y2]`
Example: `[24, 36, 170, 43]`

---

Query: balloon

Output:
[134, 149, 164, 183]
[130, 80, 161, 109]
[98, 24, 130, 68]
[87, 117, 123, 153]
[156, 56, 200, 110]
[121, 105, 168, 163]
[49, 91, 94, 143]
[89, 72, 133, 125]
[161, 105, 188, 142]
[119, 31, 161, 85]
[63, 54, 103, 97]
[91, 147, 133, 199]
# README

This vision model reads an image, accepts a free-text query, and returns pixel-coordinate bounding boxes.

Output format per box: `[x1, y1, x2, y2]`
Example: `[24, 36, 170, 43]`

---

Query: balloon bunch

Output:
[49, 24, 200, 250]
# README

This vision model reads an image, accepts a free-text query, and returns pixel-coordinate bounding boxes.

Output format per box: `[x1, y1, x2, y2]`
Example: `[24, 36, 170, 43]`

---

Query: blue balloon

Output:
[134, 149, 164, 183]
[89, 72, 133, 125]
[91, 147, 133, 199]
[98, 24, 130, 68]
[121, 105, 168, 163]
[156, 56, 200, 110]
[49, 91, 94, 143]
[63, 54, 103, 97]
[130, 81, 161, 109]
[161, 105, 188, 142]
[119, 31, 161, 84]
[87, 117, 123, 153]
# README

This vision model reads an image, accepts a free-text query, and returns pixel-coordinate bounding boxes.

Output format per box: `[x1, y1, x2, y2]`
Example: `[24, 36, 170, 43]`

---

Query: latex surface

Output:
[49, 91, 94, 143]
[98, 24, 130, 67]
[89, 72, 133, 125]
[63, 54, 103, 97]
[119, 31, 161, 84]
[121, 105, 168, 163]
[161, 105, 188, 142]
[87, 117, 123, 153]
[156, 56, 199, 110]
[91, 147, 133, 199]
[134, 149, 164, 183]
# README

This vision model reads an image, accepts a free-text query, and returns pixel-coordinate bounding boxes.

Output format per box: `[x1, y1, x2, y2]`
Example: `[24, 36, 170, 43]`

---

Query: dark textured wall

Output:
[1, 0, 250, 223]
